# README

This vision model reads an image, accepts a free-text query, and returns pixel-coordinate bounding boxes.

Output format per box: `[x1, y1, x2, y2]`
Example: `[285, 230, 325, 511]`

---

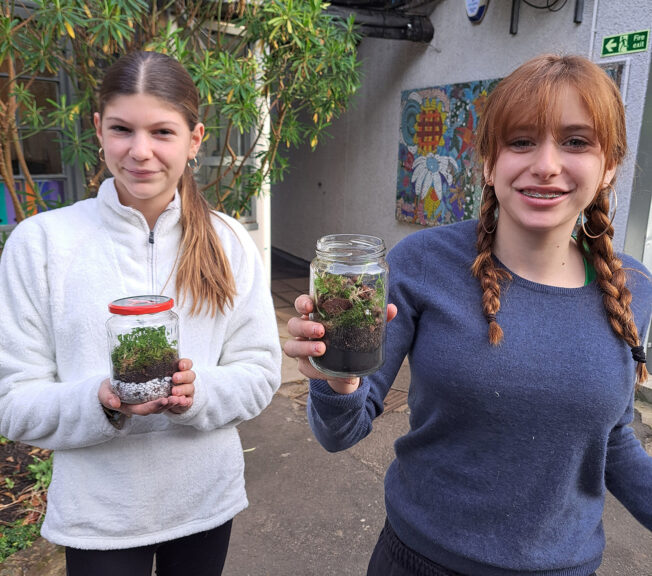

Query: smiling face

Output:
[94, 93, 204, 226]
[486, 84, 615, 238]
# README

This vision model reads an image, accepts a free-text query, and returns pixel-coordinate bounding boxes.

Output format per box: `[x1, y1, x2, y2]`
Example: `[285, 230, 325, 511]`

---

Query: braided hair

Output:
[472, 54, 648, 384]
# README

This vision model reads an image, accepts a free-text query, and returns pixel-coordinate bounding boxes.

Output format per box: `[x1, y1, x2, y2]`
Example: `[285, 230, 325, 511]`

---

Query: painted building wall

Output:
[271, 0, 652, 263]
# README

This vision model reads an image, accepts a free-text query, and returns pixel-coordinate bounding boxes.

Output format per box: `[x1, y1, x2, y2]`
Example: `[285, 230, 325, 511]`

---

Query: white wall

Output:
[271, 0, 652, 262]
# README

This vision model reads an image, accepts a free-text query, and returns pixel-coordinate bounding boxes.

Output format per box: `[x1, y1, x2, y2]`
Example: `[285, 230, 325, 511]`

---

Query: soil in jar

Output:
[312, 272, 385, 375]
[110, 325, 179, 403]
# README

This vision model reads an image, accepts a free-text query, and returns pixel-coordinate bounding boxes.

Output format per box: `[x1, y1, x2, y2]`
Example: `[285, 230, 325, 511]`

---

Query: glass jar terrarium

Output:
[309, 234, 389, 378]
[106, 296, 179, 404]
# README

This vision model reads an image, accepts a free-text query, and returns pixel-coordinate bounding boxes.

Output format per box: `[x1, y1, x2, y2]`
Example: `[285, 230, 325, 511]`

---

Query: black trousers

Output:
[367, 519, 598, 576]
[65, 520, 232, 576]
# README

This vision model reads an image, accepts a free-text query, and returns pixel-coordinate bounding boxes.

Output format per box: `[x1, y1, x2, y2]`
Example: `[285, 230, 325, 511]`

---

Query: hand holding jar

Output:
[98, 358, 196, 416]
[284, 294, 398, 395]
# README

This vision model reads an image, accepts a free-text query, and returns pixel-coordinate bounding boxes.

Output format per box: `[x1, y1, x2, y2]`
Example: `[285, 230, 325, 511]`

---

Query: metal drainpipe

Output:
[325, 5, 434, 42]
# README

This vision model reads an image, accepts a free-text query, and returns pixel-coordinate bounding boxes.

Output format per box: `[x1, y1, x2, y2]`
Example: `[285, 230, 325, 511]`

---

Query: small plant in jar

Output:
[111, 326, 178, 385]
[310, 234, 388, 377]
[107, 296, 179, 404]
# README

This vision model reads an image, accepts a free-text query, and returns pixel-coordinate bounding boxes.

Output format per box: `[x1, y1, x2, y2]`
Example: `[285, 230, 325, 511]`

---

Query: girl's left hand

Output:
[166, 358, 195, 414]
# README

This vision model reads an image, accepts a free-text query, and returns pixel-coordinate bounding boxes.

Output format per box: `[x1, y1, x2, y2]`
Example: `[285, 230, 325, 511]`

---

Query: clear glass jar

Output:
[106, 296, 179, 404]
[309, 234, 389, 378]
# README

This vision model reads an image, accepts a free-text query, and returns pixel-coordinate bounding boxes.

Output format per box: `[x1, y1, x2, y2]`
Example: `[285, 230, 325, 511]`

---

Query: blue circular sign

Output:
[466, 0, 489, 23]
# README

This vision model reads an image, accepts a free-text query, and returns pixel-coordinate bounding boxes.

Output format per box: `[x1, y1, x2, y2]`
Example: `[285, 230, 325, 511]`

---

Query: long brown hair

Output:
[98, 51, 236, 316]
[472, 53, 648, 384]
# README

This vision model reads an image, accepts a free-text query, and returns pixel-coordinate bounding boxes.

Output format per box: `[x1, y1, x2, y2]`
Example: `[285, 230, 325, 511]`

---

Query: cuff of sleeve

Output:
[101, 405, 129, 430]
[309, 378, 369, 407]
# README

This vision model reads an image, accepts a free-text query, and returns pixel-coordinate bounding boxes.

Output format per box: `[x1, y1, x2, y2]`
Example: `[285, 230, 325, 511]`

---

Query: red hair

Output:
[472, 53, 647, 384]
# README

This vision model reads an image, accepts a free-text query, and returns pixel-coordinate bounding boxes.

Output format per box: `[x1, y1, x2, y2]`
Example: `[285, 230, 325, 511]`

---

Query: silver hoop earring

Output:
[188, 157, 199, 171]
[581, 184, 617, 239]
[98, 147, 105, 162]
[480, 182, 497, 235]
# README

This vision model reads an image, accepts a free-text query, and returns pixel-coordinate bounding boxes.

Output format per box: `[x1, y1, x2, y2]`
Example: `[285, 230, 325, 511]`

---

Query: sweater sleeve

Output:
[605, 393, 652, 530]
[0, 221, 130, 450]
[166, 224, 281, 430]
[307, 232, 424, 452]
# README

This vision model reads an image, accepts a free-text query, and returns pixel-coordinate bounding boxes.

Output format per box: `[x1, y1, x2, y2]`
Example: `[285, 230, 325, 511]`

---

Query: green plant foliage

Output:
[0, 231, 8, 256]
[111, 326, 178, 380]
[0, 520, 41, 562]
[313, 272, 385, 329]
[0, 0, 361, 226]
[0, 441, 52, 562]
[27, 455, 53, 493]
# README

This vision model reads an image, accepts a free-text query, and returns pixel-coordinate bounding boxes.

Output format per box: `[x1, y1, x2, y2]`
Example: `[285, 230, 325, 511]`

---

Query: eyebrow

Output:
[558, 123, 595, 133]
[504, 122, 596, 136]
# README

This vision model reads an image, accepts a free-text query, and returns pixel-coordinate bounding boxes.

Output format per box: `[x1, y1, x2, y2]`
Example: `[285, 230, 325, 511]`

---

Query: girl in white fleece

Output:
[0, 51, 281, 576]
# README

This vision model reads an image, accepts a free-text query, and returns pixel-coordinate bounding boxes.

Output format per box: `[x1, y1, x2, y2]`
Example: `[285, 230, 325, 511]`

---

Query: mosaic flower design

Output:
[396, 78, 500, 227]
[411, 153, 458, 201]
[414, 99, 447, 156]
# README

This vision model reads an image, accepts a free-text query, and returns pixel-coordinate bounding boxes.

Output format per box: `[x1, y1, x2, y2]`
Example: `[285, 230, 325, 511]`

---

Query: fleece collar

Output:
[97, 178, 182, 237]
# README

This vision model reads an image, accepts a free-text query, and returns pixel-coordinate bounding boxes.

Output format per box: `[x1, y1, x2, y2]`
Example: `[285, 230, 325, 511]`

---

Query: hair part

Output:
[472, 53, 648, 384]
[99, 51, 236, 316]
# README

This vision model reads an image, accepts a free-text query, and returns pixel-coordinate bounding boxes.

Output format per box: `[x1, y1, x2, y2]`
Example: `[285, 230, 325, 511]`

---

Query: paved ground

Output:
[2, 260, 651, 575]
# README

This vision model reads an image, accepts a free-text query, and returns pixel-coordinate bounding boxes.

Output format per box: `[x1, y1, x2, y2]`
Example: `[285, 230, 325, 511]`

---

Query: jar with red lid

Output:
[106, 295, 179, 404]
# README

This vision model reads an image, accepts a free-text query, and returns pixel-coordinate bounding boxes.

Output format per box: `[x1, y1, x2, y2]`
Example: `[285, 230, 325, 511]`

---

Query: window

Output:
[0, 58, 78, 229]
[197, 113, 257, 228]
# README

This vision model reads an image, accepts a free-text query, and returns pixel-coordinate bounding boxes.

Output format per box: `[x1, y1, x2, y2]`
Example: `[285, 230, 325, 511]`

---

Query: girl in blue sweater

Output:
[284, 54, 651, 575]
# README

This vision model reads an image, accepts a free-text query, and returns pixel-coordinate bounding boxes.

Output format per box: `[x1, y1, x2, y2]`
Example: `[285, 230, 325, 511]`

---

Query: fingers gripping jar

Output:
[310, 234, 389, 378]
[106, 296, 179, 404]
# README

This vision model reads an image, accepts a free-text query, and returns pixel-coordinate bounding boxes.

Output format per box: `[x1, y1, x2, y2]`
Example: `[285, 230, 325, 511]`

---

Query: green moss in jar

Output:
[309, 234, 388, 377]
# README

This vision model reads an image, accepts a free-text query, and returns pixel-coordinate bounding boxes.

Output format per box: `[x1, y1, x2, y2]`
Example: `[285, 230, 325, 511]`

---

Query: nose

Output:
[129, 132, 152, 161]
[530, 138, 562, 180]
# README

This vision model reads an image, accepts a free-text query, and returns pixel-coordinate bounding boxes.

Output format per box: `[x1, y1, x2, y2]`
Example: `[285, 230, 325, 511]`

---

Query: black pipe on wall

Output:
[330, 1, 411, 8]
[326, 5, 434, 42]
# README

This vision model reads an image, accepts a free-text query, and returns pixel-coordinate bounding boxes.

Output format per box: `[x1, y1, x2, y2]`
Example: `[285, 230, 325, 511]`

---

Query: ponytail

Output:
[176, 166, 236, 317]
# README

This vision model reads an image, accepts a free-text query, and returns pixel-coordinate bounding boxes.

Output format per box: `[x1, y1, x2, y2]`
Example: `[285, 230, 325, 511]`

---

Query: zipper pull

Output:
[149, 230, 154, 244]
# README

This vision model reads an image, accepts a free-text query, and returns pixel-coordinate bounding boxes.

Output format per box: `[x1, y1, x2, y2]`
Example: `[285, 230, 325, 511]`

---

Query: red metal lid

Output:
[108, 295, 174, 315]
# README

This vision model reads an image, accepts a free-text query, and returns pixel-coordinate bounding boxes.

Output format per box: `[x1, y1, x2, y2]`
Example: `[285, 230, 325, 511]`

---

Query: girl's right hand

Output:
[284, 294, 400, 395]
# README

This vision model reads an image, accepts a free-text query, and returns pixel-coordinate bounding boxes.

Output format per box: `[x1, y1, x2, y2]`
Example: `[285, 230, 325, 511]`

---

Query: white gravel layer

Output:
[111, 376, 173, 404]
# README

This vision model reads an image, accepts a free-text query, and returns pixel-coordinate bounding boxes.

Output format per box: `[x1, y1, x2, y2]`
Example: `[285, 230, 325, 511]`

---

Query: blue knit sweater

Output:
[308, 219, 652, 576]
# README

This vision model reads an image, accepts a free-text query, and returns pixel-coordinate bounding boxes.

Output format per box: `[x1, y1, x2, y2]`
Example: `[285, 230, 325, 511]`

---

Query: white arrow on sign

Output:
[605, 38, 618, 52]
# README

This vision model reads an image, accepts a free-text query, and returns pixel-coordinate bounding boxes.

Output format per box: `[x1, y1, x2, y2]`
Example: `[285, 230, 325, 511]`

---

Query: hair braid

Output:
[471, 185, 511, 344]
[579, 194, 649, 384]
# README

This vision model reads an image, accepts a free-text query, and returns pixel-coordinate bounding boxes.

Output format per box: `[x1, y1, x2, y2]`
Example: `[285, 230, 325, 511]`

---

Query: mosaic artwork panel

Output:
[396, 78, 500, 227]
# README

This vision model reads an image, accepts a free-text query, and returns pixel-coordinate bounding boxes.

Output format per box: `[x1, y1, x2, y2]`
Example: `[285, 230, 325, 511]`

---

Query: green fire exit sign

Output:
[601, 30, 649, 57]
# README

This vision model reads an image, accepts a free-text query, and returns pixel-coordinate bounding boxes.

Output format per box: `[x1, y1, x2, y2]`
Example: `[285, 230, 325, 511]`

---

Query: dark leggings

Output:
[65, 520, 232, 576]
[367, 519, 598, 576]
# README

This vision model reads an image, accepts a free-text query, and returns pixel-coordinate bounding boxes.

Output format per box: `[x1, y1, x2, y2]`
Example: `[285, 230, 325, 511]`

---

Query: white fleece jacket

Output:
[0, 178, 281, 549]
